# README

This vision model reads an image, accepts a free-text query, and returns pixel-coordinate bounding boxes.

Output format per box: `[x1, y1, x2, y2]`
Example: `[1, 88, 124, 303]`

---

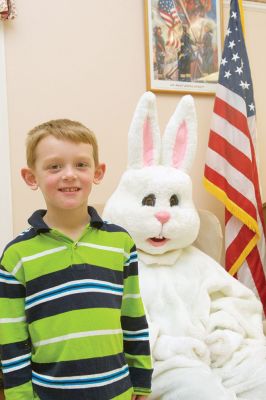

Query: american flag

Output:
[158, 0, 181, 47]
[204, 0, 266, 313]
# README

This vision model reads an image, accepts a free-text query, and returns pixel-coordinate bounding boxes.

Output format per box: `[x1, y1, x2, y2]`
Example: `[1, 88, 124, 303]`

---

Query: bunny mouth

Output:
[148, 237, 168, 247]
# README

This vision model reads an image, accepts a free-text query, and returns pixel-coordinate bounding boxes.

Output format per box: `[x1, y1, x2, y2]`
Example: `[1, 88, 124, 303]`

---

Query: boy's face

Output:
[21, 136, 105, 214]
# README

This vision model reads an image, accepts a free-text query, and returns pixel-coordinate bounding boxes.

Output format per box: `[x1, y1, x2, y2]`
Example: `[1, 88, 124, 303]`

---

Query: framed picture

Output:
[144, 0, 223, 95]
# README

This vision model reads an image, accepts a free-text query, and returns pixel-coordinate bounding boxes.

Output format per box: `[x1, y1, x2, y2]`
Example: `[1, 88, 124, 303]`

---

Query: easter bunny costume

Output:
[103, 92, 266, 400]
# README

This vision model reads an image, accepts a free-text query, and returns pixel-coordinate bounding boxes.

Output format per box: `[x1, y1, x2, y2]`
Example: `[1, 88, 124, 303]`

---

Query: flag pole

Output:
[238, 0, 245, 36]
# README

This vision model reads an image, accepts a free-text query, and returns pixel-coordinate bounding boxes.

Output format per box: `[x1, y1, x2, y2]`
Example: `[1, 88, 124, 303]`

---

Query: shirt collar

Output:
[28, 206, 104, 233]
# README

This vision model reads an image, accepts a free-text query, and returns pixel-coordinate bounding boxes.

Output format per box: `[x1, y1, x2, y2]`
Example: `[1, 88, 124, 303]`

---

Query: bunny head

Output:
[103, 92, 200, 255]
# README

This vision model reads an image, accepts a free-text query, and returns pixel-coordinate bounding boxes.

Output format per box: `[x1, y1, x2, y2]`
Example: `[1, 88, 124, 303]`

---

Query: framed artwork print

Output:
[144, 0, 223, 95]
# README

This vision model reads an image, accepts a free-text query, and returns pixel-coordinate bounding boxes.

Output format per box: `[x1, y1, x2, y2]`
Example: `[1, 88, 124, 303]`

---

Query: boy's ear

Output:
[21, 168, 38, 190]
[93, 163, 106, 185]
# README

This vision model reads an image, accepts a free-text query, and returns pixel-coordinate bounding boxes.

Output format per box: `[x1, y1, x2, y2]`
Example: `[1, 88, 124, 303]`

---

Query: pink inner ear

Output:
[172, 120, 187, 168]
[143, 118, 154, 166]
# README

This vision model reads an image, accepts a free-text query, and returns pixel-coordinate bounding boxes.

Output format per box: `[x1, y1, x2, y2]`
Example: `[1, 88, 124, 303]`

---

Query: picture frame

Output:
[144, 0, 223, 95]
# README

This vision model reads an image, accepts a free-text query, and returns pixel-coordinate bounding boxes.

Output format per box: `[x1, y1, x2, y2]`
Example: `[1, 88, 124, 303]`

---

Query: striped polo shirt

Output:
[0, 207, 152, 400]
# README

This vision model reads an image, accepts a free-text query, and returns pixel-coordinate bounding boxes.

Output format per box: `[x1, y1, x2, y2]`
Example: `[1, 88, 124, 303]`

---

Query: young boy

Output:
[0, 119, 153, 400]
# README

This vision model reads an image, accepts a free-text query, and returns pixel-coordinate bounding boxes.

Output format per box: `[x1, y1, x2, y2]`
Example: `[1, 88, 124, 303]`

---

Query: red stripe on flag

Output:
[248, 134, 266, 237]
[225, 223, 255, 270]
[204, 165, 257, 220]
[247, 247, 266, 315]
[214, 98, 249, 138]
[208, 131, 253, 180]
[225, 208, 231, 225]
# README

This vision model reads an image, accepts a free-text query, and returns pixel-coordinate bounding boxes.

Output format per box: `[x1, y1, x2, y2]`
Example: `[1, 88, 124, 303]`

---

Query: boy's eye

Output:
[76, 162, 89, 168]
[49, 164, 62, 171]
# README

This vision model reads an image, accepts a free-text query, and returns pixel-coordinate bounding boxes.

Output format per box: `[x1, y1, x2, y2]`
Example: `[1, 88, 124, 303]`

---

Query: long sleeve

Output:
[0, 261, 34, 399]
[121, 240, 153, 395]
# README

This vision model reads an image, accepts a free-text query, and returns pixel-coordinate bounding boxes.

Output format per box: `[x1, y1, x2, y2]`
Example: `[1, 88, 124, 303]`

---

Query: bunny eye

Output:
[170, 194, 179, 207]
[142, 194, 156, 207]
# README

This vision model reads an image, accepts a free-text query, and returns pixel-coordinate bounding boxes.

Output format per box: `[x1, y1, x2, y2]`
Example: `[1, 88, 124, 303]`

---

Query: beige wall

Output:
[2, 0, 266, 238]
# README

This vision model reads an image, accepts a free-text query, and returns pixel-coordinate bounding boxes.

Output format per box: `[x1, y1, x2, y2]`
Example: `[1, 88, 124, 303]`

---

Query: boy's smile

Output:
[59, 187, 80, 192]
[21, 136, 105, 219]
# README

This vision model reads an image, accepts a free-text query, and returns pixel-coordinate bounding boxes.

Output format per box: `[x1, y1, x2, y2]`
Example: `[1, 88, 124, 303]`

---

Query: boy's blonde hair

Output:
[26, 119, 99, 168]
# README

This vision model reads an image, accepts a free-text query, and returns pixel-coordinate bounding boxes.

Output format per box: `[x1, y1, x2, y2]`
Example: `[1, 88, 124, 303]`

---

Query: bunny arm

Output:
[194, 249, 266, 372]
[140, 248, 266, 395]
[145, 306, 210, 364]
[205, 270, 265, 340]
[139, 246, 265, 366]
[152, 334, 210, 364]
[205, 329, 244, 367]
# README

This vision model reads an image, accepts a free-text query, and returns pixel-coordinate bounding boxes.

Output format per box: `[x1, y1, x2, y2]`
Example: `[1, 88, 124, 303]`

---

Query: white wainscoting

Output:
[0, 23, 13, 253]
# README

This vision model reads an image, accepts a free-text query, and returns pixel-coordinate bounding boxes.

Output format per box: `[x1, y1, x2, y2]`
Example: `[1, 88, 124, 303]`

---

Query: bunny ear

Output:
[128, 91, 161, 169]
[161, 95, 197, 172]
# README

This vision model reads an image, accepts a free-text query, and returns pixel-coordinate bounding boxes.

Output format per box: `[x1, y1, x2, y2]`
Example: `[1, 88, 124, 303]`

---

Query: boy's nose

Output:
[62, 167, 77, 180]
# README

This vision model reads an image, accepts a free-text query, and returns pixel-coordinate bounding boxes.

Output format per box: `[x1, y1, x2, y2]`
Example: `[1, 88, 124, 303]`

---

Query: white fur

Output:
[128, 91, 161, 168]
[103, 92, 266, 400]
[161, 95, 197, 172]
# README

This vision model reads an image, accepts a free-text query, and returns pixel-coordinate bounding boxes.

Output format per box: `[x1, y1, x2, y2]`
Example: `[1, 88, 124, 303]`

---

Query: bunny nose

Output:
[155, 211, 170, 224]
